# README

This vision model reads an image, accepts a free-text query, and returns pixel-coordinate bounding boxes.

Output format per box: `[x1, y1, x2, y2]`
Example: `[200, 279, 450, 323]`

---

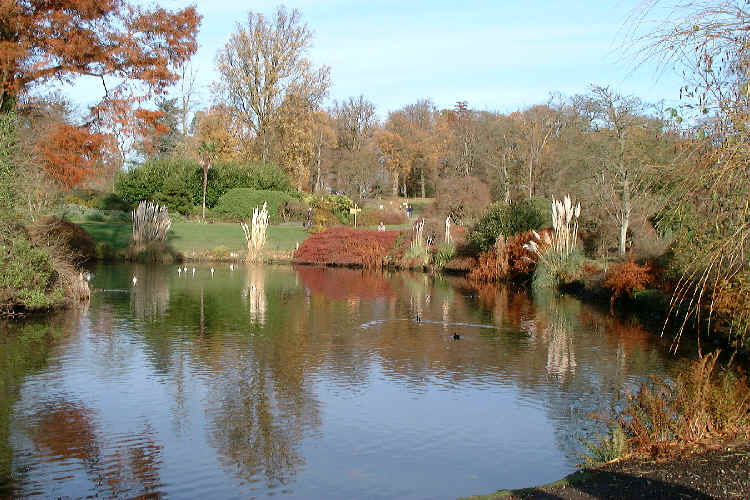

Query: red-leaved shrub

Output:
[294, 227, 400, 268]
[602, 260, 653, 309]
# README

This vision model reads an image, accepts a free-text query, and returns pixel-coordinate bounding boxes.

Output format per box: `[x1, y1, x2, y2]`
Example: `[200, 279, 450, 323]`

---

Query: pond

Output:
[0, 264, 688, 499]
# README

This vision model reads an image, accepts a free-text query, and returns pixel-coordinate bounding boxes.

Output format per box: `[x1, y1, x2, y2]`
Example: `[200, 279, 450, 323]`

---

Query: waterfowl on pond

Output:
[452, 333, 461, 340]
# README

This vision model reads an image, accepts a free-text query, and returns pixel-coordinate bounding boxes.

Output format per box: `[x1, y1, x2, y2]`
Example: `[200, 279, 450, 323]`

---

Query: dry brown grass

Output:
[616, 352, 750, 454]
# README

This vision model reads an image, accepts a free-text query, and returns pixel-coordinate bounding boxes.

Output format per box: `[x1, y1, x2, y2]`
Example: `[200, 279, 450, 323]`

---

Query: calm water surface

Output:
[0, 264, 688, 499]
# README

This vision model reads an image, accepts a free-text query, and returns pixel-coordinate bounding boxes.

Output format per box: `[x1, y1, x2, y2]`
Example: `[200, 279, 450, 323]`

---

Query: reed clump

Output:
[404, 218, 430, 267]
[128, 201, 175, 262]
[524, 195, 583, 289]
[131, 201, 171, 250]
[241, 201, 269, 263]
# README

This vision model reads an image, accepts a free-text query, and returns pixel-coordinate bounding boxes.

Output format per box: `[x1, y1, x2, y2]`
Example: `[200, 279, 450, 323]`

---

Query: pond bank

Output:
[460, 439, 750, 500]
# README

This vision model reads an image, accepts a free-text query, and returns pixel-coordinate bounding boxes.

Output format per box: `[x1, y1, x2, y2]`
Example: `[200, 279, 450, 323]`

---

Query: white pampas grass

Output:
[241, 202, 270, 263]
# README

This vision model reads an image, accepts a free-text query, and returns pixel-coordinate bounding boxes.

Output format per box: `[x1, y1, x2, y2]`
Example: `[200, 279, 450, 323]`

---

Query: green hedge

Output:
[215, 189, 296, 224]
[115, 158, 293, 215]
[468, 198, 550, 253]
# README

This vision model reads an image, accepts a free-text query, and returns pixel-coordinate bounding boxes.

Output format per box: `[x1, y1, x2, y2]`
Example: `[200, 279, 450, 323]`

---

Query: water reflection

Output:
[243, 264, 267, 325]
[130, 263, 170, 321]
[25, 399, 164, 498]
[0, 264, 688, 499]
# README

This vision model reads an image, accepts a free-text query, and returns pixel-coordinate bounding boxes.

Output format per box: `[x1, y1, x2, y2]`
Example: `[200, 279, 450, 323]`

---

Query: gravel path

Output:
[462, 440, 750, 500]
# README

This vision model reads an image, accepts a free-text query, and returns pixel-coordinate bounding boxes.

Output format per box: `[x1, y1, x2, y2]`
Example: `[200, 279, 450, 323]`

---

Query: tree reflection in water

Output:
[27, 400, 163, 498]
[129, 263, 170, 322]
[1, 264, 686, 498]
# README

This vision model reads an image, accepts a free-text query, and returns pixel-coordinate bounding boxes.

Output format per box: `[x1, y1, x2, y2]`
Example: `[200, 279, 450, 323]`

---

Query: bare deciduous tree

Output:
[587, 86, 646, 256]
[215, 6, 330, 162]
[513, 104, 563, 198]
[333, 95, 377, 153]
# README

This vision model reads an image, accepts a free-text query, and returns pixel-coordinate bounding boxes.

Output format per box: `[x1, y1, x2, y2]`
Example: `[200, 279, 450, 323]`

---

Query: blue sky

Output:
[68, 0, 684, 117]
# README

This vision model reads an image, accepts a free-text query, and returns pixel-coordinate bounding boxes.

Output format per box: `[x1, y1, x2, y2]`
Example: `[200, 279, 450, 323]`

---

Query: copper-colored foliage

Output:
[602, 260, 653, 306]
[468, 230, 543, 282]
[0, 1, 200, 97]
[37, 123, 108, 187]
[0, 0, 201, 186]
[293, 227, 400, 268]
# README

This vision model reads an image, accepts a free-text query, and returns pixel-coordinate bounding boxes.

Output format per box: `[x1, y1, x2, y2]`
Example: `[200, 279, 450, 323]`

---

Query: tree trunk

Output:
[202, 164, 208, 221]
[420, 168, 426, 199]
[392, 170, 399, 197]
[314, 132, 322, 193]
[617, 135, 629, 256]
[502, 154, 511, 203]
[527, 156, 534, 198]
[464, 140, 470, 176]
[619, 177, 631, 256]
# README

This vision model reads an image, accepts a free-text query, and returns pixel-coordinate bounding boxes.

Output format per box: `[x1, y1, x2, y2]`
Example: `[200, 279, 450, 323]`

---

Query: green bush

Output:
[115, 157, 197, 211]
[215, 188, 295, 224]
[154, 175, 193, 215]
[468, 198, 549, 253]
[0, 229, 64, 310]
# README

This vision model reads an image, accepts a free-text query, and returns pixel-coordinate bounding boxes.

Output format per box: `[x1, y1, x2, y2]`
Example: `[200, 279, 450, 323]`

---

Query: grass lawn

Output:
[75, 221, 309, 253]
[77, 221, 132, 250]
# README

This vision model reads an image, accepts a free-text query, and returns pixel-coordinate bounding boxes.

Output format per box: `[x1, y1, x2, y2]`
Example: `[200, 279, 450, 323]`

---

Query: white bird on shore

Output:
[178, 267, 182, 276]
[132, 276, 138, 286]
[183, 266, 188, 272]
[210, 267, 214, 278]
[229, 263, 234, 271]
[192, 267, 196, 277]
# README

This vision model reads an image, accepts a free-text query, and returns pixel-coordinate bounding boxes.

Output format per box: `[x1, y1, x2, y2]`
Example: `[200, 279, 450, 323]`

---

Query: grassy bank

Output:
[75, 221, 309, 260]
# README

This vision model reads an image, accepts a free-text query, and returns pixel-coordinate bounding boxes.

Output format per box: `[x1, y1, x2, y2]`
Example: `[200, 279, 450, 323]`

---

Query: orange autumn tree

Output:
[0, 0, 201, 187]
[37, 122, 110, 188]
